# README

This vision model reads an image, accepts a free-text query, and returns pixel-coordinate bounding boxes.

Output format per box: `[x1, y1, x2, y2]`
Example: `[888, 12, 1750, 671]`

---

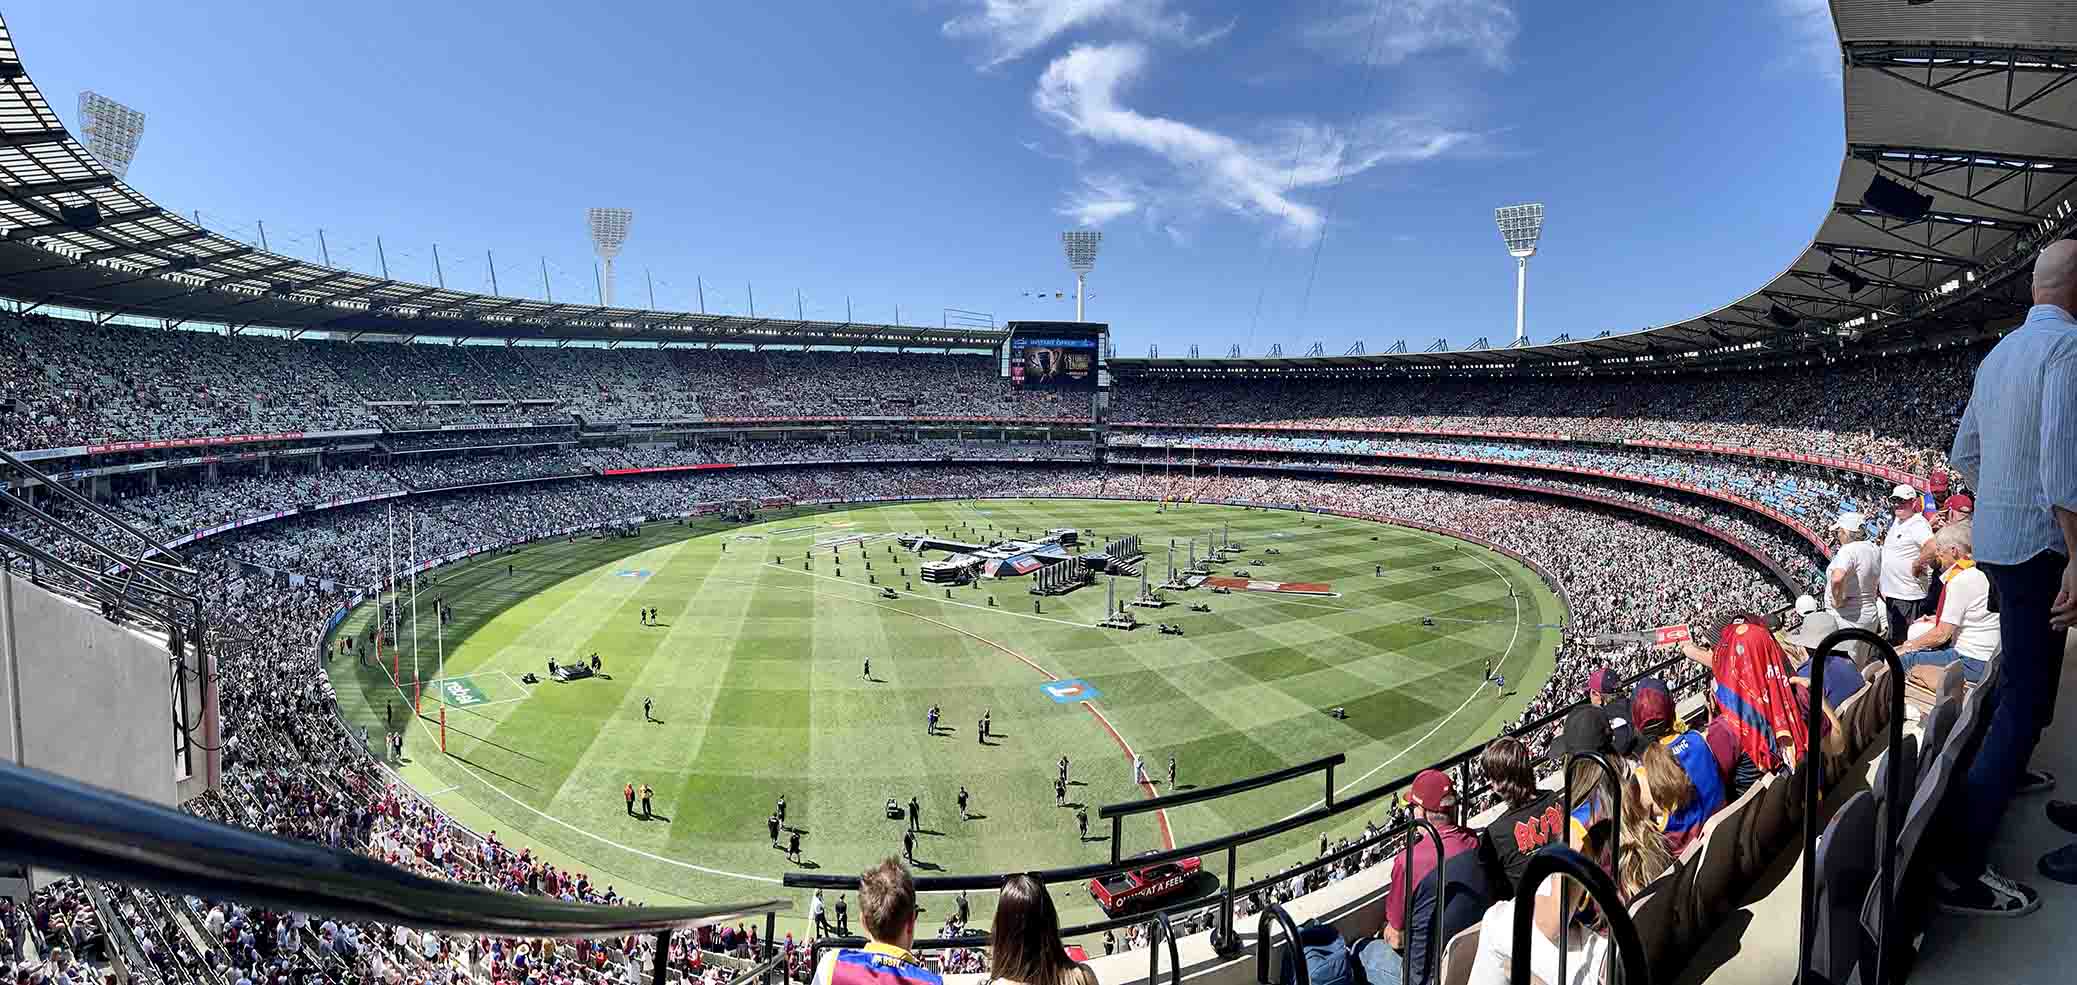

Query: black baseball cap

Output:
[1549, 705, 1615, 762]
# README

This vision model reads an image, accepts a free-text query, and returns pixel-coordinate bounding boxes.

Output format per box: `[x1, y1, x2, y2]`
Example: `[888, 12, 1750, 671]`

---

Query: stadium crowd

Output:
[0, 450, 1832, 984]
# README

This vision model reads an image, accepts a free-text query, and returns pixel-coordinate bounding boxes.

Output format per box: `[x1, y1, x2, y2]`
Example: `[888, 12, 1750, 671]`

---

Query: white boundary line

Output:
[1285, 547, 1528, 817]
[407, 712, 785, 886]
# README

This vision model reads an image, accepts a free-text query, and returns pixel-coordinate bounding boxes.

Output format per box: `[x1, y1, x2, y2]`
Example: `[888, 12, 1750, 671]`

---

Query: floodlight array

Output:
[78, 91, 145, 179]
[1494, 203, 1544, 257]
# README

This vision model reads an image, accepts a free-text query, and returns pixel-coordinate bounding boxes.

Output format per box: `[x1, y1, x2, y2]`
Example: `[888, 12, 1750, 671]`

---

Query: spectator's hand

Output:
[2054, 555, 2077, 630]
[1381, 924, 1401, 950]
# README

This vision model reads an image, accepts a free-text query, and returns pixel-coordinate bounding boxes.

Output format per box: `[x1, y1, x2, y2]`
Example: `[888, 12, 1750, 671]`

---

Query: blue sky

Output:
[17, 1, 1841, 353]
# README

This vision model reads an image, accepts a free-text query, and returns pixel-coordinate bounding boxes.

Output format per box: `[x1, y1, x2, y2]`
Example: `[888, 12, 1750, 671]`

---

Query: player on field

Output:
[1058, 755, 1070, 787]
[776, 795, 787, 824]
[862, 657, 871, 681]
[1054, 776, 1067, 807]
[625, 783, 636, 816]
[769, 812, 782, 847]
[902, 828, 915, 863]
[1133, 755, 1147, 785]
[980, 710, 991, 739]
[1076, 805, 1089, 841]
[927, 704, 939, 735]
[908, 795, 921, 833]
[958, 785, 970, 821]
[1168, 753, 1177, 788]
[788, 829, 802, 863]
[643, 697, 654, 723]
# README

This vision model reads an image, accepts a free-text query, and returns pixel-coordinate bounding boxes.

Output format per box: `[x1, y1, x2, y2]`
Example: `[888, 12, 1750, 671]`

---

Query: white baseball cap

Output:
[1834, 512, 1866, 532]
[1891, 484, 1918, 500]
[1796, 594, 1821, 615]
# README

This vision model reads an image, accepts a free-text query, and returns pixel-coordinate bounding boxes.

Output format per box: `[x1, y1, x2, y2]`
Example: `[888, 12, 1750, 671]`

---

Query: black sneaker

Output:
[1935, 867, 2042, 918]
[2018, 769, 2057, 796]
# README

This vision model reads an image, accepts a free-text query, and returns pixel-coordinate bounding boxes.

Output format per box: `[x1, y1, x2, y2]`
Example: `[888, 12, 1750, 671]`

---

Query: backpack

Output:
[1279, 921, 1356, 985]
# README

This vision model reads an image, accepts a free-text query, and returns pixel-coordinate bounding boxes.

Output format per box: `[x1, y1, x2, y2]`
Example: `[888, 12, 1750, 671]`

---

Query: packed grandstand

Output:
[6, 3, 2077, 985]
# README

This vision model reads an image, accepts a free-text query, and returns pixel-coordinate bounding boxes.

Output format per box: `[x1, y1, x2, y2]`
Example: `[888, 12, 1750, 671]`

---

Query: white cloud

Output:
[1302, 0, 1519, 69]
[944, 0, 1228, 69]
[1034, 43, 1477, 239]
[1059, 175, 1142, 225]
[1773, 0, 1839, 78]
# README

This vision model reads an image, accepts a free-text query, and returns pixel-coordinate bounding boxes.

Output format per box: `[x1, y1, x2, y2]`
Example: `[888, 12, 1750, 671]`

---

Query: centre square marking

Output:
[1041, 678, 1102, 704]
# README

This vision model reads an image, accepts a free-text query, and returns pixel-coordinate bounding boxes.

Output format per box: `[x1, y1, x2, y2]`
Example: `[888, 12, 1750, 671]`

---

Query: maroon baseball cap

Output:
[1632, 686, 1675, 730]
[1945, 493, 1973, 513]
[1587, 667, 1615, 694]
[1407, 769, 1457, 811]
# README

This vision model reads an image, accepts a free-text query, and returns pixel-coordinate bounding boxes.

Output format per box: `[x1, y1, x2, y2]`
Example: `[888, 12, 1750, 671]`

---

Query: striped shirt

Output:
[1950, 304, 2077, 565]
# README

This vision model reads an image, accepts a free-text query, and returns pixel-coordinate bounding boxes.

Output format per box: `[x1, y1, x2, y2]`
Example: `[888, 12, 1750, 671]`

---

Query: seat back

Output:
[1687, 774, 1765, 927]
[1917, 696, 1960, 785]
[1812, 791, 1877, 984]
[1437, 924, 1480, 985]
[1628, 864, 1684, 983]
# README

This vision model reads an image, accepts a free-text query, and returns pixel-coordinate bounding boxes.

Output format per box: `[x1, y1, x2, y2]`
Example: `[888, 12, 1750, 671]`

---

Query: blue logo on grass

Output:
[616, 569, 652, 578]
[1042, 679, 1101, 704]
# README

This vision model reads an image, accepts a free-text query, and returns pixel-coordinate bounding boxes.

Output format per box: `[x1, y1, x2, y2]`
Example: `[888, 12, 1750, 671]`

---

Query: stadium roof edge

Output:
[0, 5, 2070, 369]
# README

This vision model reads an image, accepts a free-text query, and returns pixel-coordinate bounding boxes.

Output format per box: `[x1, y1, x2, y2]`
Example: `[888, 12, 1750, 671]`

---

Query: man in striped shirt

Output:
[1935, 238, 2077, 917]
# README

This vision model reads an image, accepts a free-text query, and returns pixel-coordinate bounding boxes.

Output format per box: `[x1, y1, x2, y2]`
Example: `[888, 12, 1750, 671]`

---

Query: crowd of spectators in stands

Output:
[1110, 344, 1982, 475]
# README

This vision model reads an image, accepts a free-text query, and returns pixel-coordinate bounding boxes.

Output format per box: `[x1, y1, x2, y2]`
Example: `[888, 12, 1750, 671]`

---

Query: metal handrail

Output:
[1253, 903, 1308, 985]
[0, 759, 788, 941]
[1398, 818, 1446, 985]
[1507, 847, 1651, 985]
[1103, 754, 1343, 864]
[1797, 627, 1904, 985]
[1147, 909, 1182, 985]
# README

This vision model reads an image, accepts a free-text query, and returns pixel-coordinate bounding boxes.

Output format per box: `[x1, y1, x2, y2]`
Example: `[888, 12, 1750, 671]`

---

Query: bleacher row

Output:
[0, 310, 1975, 477]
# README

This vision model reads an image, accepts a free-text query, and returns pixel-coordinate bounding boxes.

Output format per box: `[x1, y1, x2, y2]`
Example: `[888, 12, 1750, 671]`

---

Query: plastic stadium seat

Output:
[1686, 773, 1771, 928]
[1917, 697, 1960, 788]
[1627, 863, 1685, 981]
[1866, 698, 1971, 949]
[1438, 925, 1479, 985]
[1811, 790, 1877, 984]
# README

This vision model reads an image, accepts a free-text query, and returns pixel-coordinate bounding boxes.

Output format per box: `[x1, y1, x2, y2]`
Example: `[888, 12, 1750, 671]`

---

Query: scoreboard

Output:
[1006, 321, 1105, 390]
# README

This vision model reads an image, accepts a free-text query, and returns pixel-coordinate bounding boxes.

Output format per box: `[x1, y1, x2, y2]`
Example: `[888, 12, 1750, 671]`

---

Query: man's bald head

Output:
[2035, 239, 2077, 311]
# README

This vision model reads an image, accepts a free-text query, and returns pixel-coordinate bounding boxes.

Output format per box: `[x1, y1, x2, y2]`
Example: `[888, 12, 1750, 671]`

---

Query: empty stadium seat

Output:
[1811, 790, 1877, 983]
[1438, 925, 1479, 985]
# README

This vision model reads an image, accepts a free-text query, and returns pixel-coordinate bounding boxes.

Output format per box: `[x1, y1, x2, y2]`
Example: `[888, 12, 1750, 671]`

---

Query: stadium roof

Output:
[0, 5, 2071, 369]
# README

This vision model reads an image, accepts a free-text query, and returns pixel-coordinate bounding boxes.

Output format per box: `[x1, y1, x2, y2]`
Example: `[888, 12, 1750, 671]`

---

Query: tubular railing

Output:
[1253, 903, 1308, 985]
[1147, 909, 1182, 985]
[0, 760, 790, 985]
[1508, 847, 1651, 985]
[1398, 818, 1446, 985]
[1797, 627, 1905, 985]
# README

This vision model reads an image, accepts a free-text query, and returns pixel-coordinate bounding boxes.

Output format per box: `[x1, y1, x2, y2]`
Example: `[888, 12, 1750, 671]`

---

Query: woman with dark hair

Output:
[1476, 737, 1562, 900]
[989, 875, 1097, 985]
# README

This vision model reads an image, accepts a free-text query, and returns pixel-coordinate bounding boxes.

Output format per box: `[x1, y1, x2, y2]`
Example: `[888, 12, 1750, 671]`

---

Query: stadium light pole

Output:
[78, 91, 146, 179]
[1062, 230, 1102, 321]
[587, 208, 633, 307]
[1493, 203, 1545, 344]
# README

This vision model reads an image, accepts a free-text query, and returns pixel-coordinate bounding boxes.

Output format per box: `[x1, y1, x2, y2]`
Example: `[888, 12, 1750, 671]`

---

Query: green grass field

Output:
[326, 499, 1562, 934]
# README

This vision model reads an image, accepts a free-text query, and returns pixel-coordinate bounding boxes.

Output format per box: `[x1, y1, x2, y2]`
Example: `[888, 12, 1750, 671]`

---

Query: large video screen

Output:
[1008, 322, 1102, 389]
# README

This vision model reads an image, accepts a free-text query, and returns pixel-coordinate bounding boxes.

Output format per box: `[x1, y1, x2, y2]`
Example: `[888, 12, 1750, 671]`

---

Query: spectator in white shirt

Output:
[1880, 484, 1936, 642]
[1827, 513, 1883, 634]
[1895, 523, 2000, 685]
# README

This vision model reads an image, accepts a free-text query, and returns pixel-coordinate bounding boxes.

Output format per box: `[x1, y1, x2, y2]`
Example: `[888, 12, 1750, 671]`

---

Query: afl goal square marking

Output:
[1042, 679, 1101, 704]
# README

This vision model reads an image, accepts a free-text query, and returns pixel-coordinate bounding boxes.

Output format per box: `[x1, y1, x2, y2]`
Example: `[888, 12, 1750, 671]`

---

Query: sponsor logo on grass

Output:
[1042, 678, 1101, 704]
[438, 677, 488, 707]
[616, 569, 652, 578]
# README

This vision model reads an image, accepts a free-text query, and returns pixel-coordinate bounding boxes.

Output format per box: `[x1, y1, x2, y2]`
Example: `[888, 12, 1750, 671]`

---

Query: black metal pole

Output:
[1798, 627, 1903, 985]
[653, 928, 670, 985]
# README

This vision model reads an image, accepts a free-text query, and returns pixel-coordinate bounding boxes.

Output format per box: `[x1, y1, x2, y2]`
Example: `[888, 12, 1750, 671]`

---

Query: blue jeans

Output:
[1944, 551, 2071, 878]
[1900, 647, 1987, 684]
[1354, 937, 1403, 985]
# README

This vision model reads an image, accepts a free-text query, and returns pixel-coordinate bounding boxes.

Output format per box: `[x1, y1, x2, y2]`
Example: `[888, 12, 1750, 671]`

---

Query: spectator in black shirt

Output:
[1475, 737, 1562, 900]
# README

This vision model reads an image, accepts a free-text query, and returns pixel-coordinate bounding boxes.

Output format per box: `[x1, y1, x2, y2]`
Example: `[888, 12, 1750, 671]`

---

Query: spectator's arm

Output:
[1894, 620, 1956, 654]
[1949, 383, 1983, 490]
[1828, 564, 1848, 610]
[2046, 351, 2077, 628]
[1681, 639, 1714, 671]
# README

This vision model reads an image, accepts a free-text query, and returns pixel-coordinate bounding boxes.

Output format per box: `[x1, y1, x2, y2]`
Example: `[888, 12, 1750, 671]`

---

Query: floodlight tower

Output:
[587, 208, 633, 305]
[78, 91, 146, 179]
[1493, 203, 1545, 344]
[1062, 230, 1102, 321]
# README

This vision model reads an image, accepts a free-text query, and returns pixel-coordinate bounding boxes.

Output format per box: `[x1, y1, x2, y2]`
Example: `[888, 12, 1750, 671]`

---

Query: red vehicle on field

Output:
[1088, 852, 1203, 915]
